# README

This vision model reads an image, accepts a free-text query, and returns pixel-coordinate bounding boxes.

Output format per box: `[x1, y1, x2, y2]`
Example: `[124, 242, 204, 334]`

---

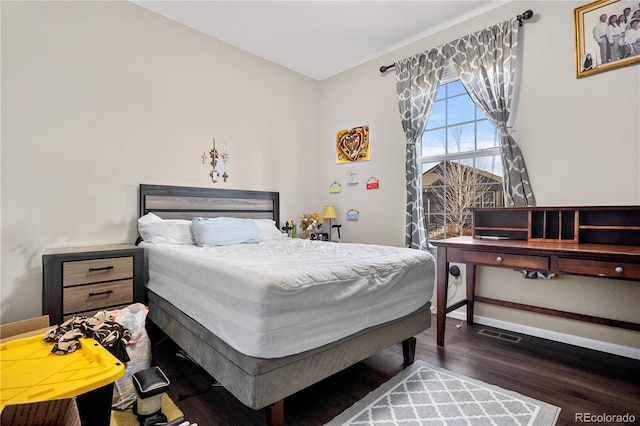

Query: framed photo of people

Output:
[575, 0, 640, 77]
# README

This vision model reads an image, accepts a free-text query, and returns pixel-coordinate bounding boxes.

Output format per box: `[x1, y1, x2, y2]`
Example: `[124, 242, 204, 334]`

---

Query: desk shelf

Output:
[472, 209, 529, 240]
[529, 209, 578, 242]
[473, 206, 640, 245]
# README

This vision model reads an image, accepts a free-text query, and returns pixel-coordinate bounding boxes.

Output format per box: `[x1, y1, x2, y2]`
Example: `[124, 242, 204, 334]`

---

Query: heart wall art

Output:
[336, 125, 370, 164]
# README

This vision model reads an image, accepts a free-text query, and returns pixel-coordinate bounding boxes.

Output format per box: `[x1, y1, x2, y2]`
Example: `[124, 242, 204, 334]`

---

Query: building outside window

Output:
[421, 78, 504, 240]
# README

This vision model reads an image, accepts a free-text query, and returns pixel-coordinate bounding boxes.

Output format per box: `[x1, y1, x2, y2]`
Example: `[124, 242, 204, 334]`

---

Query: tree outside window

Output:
[421, 79, 504, 240]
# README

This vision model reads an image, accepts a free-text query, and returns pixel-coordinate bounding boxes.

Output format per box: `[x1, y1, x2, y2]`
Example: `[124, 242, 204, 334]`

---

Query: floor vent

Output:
[478, 329, 522, 343]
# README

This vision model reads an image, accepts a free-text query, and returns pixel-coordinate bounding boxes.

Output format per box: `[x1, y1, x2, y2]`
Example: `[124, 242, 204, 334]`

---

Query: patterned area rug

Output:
[326, 360, 560, 425]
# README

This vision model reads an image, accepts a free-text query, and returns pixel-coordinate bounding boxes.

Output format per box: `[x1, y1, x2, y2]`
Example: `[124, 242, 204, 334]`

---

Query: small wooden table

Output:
[430, 236, 640, 346]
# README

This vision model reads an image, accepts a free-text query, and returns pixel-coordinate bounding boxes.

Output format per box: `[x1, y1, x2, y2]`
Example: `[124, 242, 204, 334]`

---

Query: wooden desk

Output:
[431, 236, 640, 346]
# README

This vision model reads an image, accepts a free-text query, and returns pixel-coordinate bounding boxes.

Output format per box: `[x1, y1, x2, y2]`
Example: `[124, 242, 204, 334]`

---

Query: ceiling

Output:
[132, 1, 507, 81]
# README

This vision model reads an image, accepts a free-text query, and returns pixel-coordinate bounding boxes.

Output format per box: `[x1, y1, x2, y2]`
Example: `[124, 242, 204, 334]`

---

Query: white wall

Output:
[317, 1, 640, 351]
[1, 1, 321, 322]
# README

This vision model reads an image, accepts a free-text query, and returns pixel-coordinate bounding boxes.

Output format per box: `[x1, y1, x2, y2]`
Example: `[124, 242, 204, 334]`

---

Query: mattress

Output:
[141, 238, 434, 358]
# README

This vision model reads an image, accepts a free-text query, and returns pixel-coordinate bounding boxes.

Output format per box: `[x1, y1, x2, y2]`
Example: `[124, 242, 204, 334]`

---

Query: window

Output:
[421, 78, 504, 240]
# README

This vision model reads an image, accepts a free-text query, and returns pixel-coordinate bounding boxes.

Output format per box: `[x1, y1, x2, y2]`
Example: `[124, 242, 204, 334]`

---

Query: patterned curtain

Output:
[395, 48, 448, 249]
[446, 19, 535, 206]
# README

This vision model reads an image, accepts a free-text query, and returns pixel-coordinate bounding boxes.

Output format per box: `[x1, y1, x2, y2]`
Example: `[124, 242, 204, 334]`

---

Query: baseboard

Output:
[444, 311, 640, 360]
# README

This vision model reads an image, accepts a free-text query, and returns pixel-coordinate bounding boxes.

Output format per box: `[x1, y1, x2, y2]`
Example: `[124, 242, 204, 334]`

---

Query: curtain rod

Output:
[379, 10, 534, 74]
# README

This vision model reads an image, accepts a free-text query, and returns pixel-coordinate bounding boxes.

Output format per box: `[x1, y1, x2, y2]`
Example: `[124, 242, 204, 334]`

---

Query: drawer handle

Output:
[88, 290, 114, 297]
[88, 266, 114, 272]
[614, 266, 624, 274]
[496, 256, 503, 263]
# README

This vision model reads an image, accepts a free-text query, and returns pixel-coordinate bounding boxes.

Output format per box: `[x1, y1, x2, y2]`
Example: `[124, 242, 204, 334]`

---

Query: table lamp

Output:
[323, 205, 338, 241]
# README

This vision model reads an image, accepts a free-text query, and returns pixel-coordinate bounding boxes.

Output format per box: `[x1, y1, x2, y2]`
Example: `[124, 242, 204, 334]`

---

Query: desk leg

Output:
[436, 246, 449, 347]
[466, 264, 476, 325]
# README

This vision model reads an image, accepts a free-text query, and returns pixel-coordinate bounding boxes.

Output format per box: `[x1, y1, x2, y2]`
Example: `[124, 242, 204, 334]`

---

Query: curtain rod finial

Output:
[380, 63, 395, 73]
[517, 10, 533, 25]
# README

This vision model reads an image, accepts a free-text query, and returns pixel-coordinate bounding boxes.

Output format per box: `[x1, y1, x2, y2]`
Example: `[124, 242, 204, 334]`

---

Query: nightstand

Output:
[43, 244, 144, 325]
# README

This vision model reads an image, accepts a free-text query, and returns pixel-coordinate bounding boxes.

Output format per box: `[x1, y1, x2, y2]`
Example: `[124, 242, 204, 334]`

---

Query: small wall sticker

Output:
[366, 177, 380, 190]
[329, 182, 342, 193]
[346, 209, 360, 221]
[347, 169, 359, 184]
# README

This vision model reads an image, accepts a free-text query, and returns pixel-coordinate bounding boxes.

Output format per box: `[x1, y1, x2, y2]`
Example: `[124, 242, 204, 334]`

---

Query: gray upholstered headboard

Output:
[138, 184, 280, 224]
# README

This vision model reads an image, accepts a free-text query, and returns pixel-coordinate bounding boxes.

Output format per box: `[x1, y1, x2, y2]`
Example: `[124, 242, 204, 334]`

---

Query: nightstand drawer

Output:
[558, 258, 640, 280]
[459, 250, 549, 270]
[63, 257, 133, 286]
[64, 280, 134, 314]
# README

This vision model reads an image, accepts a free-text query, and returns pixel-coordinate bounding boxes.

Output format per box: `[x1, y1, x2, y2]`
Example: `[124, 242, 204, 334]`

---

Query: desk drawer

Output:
[460, 250, 549, 270]
[558, 258, 640, 280]
[64, 280, 133, 314]
[63, 257, 133, 286]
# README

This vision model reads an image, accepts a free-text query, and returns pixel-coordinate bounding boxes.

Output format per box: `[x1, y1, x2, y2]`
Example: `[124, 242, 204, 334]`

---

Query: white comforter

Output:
[142, 237, 434, 358]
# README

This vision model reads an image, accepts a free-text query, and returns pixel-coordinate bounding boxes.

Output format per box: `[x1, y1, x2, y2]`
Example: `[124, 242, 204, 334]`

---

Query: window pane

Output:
[446, 212, 472, 237]
[434, 85, 447, 101]
[426, 214, 445, 240]
[422, 129, 446, 157]
[447, 124, 474, 153]
[475, 154, 503, 177]
[477, 120, 499, 149]
[425, 100, 446, 130]
[447, 80, 466, 96]
[476, 184, 503, 207]
[447, 95, 475, 125]
[476, 106, 487, 120]
[422, 161, 439, 178]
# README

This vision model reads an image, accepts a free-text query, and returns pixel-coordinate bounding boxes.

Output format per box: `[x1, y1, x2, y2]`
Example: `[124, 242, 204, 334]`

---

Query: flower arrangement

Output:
[300, 213, 323, 233]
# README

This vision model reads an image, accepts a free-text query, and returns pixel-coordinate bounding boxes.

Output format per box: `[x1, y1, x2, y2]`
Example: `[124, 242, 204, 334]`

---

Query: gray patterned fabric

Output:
[395, 48, 448, 249]
[395, 19, 536, 247]
[446, 19, 535, 206]
[326, 360, 561, 425]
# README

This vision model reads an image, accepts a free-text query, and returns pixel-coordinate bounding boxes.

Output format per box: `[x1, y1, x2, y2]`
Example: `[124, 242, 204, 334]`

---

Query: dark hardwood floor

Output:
[148, 316, 640, 425]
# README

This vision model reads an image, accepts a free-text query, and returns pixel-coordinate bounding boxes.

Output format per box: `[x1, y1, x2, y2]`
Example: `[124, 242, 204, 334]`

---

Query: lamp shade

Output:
[323, 205, 338, 219]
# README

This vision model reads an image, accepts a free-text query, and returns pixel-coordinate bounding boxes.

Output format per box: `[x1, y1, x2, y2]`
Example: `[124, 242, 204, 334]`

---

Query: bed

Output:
[137, 184, 435, 425]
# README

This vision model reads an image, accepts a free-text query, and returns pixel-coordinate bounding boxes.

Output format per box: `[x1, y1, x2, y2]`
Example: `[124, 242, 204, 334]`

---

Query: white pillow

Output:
[138, 212, 163, 225]
[192, 217, 264, 247]
[250, 219, 287, 240]
[138, 213, 194, 245]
